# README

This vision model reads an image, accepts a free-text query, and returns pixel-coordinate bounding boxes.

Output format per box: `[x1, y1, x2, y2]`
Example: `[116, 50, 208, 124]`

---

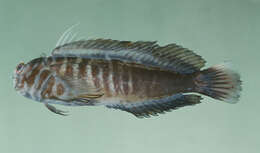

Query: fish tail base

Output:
[194, 63, 242, 103]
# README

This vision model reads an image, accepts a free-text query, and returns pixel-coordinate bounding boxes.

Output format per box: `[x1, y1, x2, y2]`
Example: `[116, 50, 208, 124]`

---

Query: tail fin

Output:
[194, 63, 242, 103]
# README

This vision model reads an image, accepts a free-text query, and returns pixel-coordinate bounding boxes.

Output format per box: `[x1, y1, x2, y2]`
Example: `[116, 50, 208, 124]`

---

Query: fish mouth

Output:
[14, 84, 20, 91]
[12, 74, 20, 91]
[13, 80, 23, 91]
[14, 82, 19, 91]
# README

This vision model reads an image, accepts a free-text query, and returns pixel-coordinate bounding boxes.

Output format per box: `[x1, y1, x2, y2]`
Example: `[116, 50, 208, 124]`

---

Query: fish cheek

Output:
[41, 76, 55, 98]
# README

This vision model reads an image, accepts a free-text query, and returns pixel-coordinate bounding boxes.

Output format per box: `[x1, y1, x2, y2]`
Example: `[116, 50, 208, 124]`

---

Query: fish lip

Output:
[14, 85, 19, 91]
[13, 77, 20, 91]
[14, 83, 19, 91]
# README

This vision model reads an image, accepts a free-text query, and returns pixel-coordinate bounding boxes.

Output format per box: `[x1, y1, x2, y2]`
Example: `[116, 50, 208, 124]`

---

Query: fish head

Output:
[13, 60, 37, 98]
[13, 57, 51, 102]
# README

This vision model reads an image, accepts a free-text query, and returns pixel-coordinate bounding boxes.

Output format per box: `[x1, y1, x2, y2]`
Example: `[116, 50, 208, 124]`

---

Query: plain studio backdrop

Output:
[0, 0, 259, 153]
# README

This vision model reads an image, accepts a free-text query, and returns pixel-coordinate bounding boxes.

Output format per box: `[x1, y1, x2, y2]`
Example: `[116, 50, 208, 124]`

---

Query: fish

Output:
[13, 38, 242, 118]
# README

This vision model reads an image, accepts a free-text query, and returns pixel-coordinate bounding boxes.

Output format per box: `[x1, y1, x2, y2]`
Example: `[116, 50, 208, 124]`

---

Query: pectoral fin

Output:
[44, 103, 69, 116]
[71, 92, 104, 106]
[77, 93, 104, 99]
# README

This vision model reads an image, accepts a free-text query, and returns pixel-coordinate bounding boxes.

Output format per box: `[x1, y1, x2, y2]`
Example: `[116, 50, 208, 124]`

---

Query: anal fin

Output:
[106, 94, 202, 118]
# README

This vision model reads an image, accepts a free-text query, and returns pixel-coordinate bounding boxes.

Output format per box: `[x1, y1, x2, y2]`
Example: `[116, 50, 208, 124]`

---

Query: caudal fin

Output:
[194, 63, 242, 103]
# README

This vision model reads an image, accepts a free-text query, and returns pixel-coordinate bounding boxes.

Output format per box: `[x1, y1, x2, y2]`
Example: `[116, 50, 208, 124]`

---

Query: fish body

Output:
[14, 39, 242, 118]
[16, 56, 195, 105]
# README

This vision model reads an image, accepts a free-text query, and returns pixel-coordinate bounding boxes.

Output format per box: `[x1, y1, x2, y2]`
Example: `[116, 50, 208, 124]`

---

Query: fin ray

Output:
[45, 103, 69, 116]
[52, 39, 206, 74]
[106, 94, 202, 118]
[195, 63, 242, 103]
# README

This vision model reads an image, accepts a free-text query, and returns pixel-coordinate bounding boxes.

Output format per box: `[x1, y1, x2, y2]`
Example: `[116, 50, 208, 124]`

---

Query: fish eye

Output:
[16, 62, 25, 73]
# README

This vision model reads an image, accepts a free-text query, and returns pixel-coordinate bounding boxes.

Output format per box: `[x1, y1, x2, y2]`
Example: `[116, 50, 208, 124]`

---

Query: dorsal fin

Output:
[52, 39, 206, 73]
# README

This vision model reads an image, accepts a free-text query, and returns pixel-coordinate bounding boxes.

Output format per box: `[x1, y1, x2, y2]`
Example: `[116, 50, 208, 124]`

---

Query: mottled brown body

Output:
[14, 39, 241, 117]
[20, 56, 196, 104]
[47, 57, 195, 103]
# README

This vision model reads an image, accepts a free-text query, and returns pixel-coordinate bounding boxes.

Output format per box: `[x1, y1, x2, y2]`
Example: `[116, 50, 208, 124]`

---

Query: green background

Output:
[0, 0, 259, 152]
